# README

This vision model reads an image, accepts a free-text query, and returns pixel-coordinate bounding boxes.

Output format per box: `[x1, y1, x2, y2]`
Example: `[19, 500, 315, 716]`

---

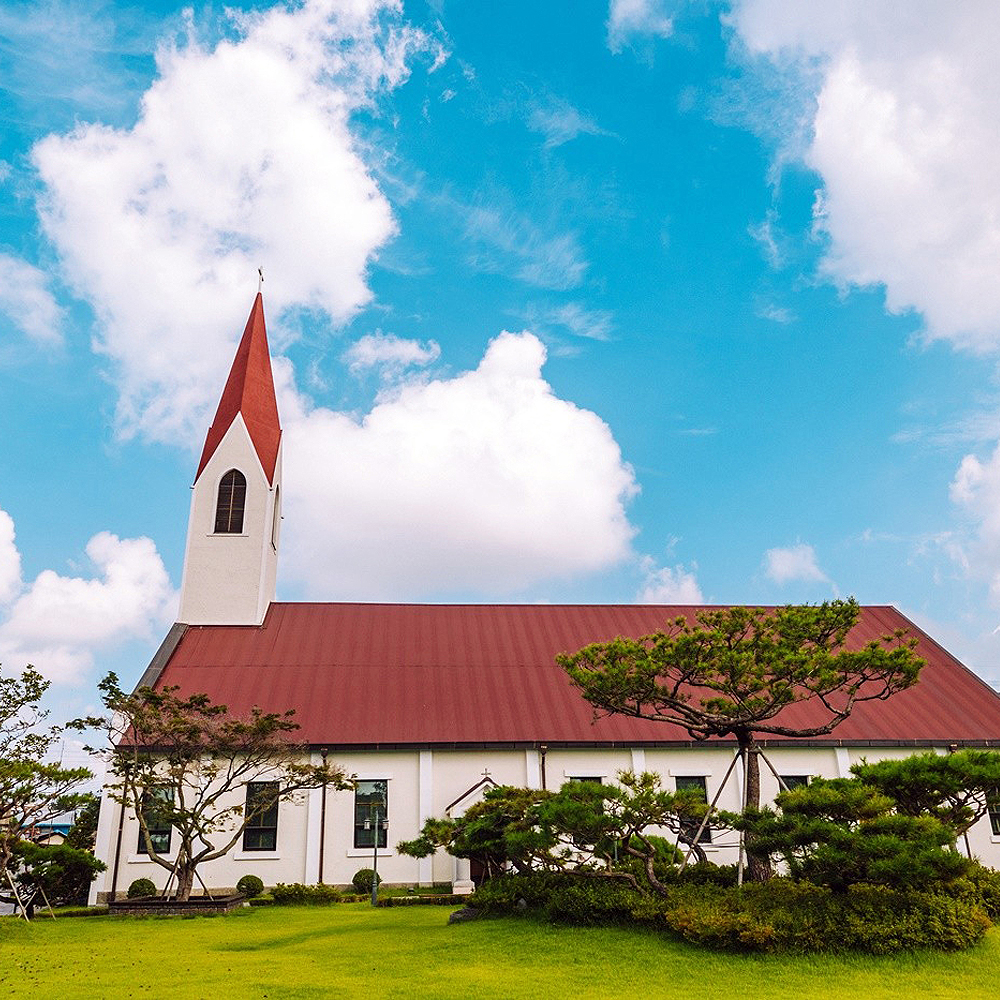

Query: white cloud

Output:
[0, 509, 22, 604]
[762, 543, 831, 586]
[32, 0, 435, 442]
[607, 0, 674, 54]
[344, 331, 441, 374]
[279, 331, 638, 599]
[527, 96, 608, 148]
[754, 301, 796, 324]
[0, 513, 177, 684]
[457, 197, 587, 291]
[548, 303, 614, 341]
[950, 445, 1000, 601]
[636, 557, 703, 603]
[728, 0, 1000, 351]
[0, 253, 64, 344]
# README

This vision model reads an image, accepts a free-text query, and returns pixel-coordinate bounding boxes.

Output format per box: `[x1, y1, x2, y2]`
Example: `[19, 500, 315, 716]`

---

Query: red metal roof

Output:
[153, 604, 1000, 749]
[195, 293, 281, 485]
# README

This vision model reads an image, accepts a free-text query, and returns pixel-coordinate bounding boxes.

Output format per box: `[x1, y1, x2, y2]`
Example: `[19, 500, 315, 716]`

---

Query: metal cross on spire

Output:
[258, 267, 264, 292]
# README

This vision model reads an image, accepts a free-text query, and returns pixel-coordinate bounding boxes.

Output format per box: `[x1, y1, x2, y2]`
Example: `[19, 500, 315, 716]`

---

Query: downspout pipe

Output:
[318, 748, 329, 884]
[539, 743, 548, 791]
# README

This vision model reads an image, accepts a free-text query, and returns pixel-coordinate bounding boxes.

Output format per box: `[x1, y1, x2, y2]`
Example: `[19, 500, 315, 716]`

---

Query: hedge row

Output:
[469, 865, 1000, 953]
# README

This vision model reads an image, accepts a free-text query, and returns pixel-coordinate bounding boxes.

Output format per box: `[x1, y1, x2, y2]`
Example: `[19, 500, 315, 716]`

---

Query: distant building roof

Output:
[151, 603, 1000, 749]
[194, 293, 281, 485]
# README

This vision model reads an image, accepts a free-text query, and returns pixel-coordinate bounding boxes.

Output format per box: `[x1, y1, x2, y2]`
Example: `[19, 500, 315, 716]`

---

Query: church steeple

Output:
[177, 294, 283, 626]
[195, 292, 281, 485]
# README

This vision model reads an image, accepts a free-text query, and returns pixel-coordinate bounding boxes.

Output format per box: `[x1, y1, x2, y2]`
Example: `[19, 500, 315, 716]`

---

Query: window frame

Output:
[214, 469, 247, 534]
[354, 779, 389, 849]
[988, 786, 1000, 836]
[243, 781, 280, 852]
[137, 786, 173, 855]
[777, 775, 811, 792]
[674, 774, 712, 844]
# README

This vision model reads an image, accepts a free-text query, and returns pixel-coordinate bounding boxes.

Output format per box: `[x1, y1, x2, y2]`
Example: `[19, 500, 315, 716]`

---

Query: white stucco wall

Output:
[89, 743, 1000, 903]
[177, 414, 281, 626]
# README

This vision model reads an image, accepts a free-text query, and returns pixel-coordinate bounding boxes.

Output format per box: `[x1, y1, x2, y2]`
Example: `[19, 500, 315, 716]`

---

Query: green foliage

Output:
[473, 871, 991, 953]
[662, 881, 990, 954]
[398, 772, 710, 894]
[236, 874, 264, 898]
[733, 777, 971, 891]
[351, 868, 381, 894]
[72, 672, 351, 901]
[851, 750, 1000, 836]
[557, 600, 923, 743]
[942, 863, 1000, 922]
[13, 841, 105, 908]
[0, 664, 93, 896]
[270, 882, 342, 905]
[127, 878, 157, 899]
[65, 794, 101, 851]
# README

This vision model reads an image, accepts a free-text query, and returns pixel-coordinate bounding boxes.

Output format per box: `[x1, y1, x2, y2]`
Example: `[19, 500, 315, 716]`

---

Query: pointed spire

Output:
[194, 293, 282, 484]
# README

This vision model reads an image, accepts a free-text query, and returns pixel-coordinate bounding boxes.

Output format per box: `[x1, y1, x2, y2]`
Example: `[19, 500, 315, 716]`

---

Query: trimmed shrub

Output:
[270, 883, 342, 905]
[946, 862, 1000, 922]
[236, 874, 264, 899]
[658, 880, 990, 954]
[471, 871, 992, 953]
[126, 878, 156, 899]
[352, 869, 381, 894]
[471, 872, 642, 924]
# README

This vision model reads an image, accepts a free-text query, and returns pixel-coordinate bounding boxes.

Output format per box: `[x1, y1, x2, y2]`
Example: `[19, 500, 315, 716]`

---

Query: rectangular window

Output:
[988, 787, 1000, 836]
[354, 780, 388, 849]
[243, 781, 279, 851]
[675, 775, 712, 844]
[567, 776, 603, 785]
[137, 787, 172, 854]
[778, 775, 810, 791]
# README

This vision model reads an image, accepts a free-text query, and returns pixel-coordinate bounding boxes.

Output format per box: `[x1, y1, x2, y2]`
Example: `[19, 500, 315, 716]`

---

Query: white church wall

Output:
[177, 413, 280, 625]
[91, 742, 1000, 902]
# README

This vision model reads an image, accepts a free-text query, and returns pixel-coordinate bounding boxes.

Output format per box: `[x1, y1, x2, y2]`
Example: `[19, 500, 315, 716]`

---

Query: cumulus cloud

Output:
[636, 557, 703, 604]
[0, 510, 22, 604]
[762, 543, 831, 586]
[32, 0, 435, 442]
[279, 331, 638, 599]
[0, 511, 177, 683]
[0, 253, 64, 344]
[728, 0, 1000, 350]
[950, 445, 1000, 601]
[344, 332, 441, 375]
[608, 0, 674, 54]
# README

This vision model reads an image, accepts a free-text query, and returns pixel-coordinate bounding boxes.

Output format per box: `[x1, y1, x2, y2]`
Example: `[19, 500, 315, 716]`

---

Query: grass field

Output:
[2, 904, 996, 1000]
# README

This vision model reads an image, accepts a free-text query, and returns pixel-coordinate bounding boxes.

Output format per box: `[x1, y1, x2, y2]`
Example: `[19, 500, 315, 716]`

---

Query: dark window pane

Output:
[778, 775, 810, 791]
[675, 775, 712, 843]
[568, 776, 603, 784]
[138, 787, 172, 854]
[243, 781, 279, 852]
[215, 469, 247, 534]
[988, 787, 1000, 836]
[354, 780, 388, 849]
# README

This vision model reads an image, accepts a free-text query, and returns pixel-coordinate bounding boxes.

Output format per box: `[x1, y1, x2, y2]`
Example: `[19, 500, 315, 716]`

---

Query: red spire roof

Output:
[195, 293, 282, 484]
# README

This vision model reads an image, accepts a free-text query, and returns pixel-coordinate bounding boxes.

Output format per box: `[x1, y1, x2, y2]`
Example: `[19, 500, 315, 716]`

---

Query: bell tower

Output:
[177, 293, 282, 626]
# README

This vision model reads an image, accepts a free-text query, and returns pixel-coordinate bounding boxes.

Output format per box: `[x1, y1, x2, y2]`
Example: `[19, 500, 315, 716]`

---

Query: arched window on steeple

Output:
[214, 469, 247, 534]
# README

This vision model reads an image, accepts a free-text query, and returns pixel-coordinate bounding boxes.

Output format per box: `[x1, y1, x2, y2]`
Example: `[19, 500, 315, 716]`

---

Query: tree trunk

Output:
[176, 864, 195, 902]
[736, 731, 772, 882]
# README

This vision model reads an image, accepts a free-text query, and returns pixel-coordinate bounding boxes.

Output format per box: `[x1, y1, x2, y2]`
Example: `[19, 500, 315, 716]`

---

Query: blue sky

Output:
[2, 0, 1000, 751]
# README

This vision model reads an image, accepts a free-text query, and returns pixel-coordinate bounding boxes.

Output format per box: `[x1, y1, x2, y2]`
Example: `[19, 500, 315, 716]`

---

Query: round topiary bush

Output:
[126, 877, 157, 899]
[237, 874, 264, 899]
[352, 868, 381, 894]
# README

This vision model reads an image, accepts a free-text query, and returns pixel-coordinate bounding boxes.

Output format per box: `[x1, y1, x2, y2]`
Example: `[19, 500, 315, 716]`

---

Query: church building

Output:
[89, 295, 1000, 901]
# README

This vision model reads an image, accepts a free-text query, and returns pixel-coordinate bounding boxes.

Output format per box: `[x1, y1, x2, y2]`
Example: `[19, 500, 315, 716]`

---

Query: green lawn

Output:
[2, 904, 996, 1000]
